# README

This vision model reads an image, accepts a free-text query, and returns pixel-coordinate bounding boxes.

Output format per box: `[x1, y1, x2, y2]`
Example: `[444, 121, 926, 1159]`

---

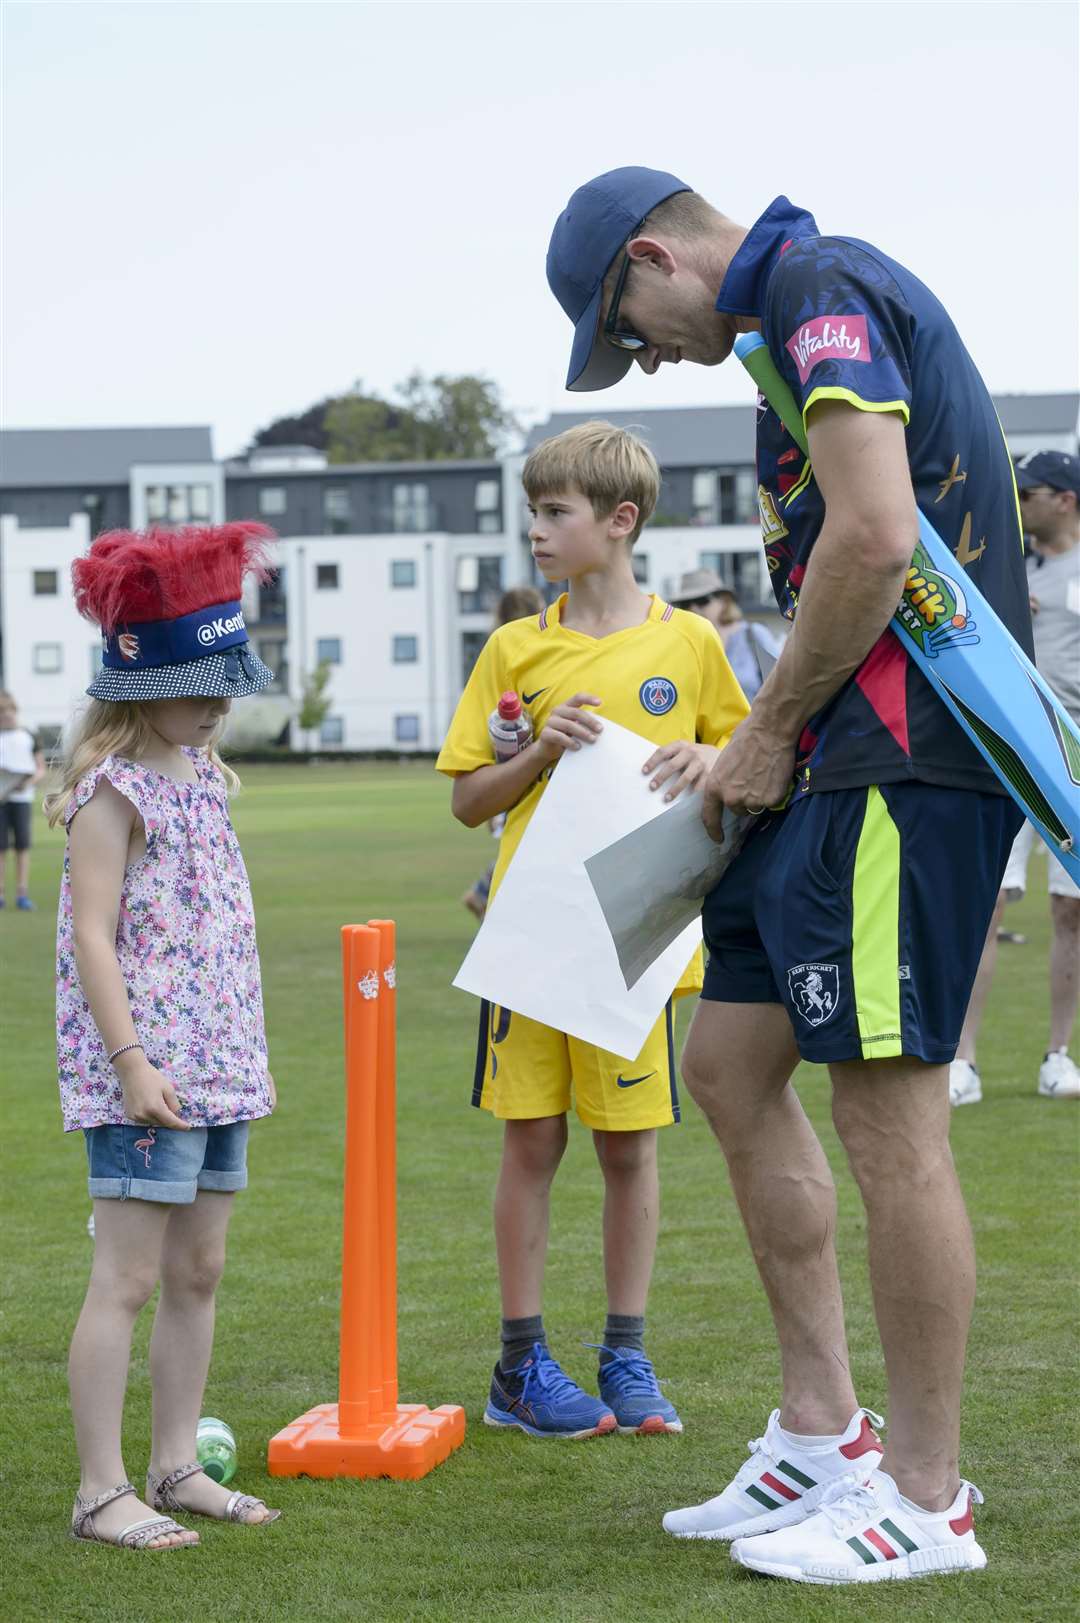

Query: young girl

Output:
[46, 523, 281, 1550]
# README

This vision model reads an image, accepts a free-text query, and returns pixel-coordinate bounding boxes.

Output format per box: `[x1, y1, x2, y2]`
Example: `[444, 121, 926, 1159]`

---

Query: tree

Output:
[248, 374, 520, 464]
[297, 661, 333, 747]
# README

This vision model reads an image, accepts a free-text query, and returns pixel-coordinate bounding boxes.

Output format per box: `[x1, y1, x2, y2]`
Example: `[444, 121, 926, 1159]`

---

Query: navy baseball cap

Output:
[547, 167, 692, 392]
[1014, 450, 1080, 495]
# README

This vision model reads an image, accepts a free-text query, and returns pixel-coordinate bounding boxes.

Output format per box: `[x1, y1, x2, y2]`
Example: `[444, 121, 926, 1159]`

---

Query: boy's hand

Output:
[116, 1053, 190, 1130]
[535, 693, 603, 765]
[642, 741, 721, 801]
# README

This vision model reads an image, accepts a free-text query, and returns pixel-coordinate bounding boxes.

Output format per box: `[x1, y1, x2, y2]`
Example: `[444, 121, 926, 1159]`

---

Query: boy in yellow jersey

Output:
[436, 422, 749, 1437]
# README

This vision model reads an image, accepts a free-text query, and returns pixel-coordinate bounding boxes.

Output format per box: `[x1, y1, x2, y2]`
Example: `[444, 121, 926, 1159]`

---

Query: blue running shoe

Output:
[595, 1346, 683, 1434]
[15, 895, 35, 911]
[484, 1343, 617, 1439]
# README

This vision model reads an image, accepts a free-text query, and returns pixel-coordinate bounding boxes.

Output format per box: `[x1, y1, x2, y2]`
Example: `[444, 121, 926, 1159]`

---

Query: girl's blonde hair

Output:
[44, 701, 239, 827]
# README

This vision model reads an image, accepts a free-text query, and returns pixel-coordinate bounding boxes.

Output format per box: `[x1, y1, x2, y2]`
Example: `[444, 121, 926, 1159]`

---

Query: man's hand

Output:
[700, 718, 797, 843]
[535, 693, 603, 764]
[642, 741, 721, 801]
[115, 1052, 190, 1130]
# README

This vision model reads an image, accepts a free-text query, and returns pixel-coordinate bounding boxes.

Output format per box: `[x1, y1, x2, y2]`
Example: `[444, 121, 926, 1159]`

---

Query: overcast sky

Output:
[3, 0, 1077, 457]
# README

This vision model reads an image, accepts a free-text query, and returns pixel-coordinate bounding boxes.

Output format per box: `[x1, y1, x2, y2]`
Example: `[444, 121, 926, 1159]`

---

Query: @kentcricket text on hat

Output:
[547, 166, 691, 394]
[73, 523, 278, 702]
[667, 567, 729, 604]
[1014, 450, 1080, 496]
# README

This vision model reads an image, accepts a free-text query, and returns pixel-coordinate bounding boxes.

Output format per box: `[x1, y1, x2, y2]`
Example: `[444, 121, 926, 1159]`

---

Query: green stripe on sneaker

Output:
[879, 1517, 918, 1554]
[776, 1459, 816, 1489]
[846, 1535, 878, 1565]
[745, 1484, 782, 1510]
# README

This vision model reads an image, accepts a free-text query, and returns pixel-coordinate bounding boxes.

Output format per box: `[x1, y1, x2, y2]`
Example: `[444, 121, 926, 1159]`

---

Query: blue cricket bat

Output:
[734, 331, 1080, 883]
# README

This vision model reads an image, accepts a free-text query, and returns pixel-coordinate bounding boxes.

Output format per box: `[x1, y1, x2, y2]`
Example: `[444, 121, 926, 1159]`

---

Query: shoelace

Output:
[817, 1474, 984, 1533]
[584, 1344, 663, 1397]
[517, 1347, 593, 1405]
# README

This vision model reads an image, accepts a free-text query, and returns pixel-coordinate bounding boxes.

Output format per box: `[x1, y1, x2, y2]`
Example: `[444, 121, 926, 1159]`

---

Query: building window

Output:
[461, 629, 487, 687]
[457, 554, 503, 614]
[258, 568, 287, 624]
[324, 487, 351, 534]
[319, 716, 344, 746]
[394, 714, 421, 744]
[257, 638, 288, 694]
[475, 478, 501, 534]
[33, 569, 59, 595]
[33, 643, 63, 673]
[392, 635, 418, 664]
[259, 487, 287, 516]
[189, 484, 212, 520]
[735, 469, 757, 524]
[391, 482, 434, 532]
[316, 637, 342, 665]
[698, 551, 766, 606]
[631, 553, 649, 586]
[692, 470, 741, 525]
[144, 483, 212, 524]
[391, 559, 416, 589]
[316, 563, 339, 590]
[146, 485, 168, 520]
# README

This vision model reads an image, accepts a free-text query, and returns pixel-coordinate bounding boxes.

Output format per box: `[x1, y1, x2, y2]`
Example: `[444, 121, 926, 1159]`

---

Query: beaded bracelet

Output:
[107, 1042, 143, 1065]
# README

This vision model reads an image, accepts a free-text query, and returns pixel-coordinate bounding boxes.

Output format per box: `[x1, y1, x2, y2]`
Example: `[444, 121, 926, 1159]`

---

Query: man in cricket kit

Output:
[546, 169, 1032, 1583]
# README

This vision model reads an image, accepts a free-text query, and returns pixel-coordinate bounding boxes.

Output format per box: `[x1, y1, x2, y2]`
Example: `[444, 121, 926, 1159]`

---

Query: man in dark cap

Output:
[545, 169, 1034, 1583]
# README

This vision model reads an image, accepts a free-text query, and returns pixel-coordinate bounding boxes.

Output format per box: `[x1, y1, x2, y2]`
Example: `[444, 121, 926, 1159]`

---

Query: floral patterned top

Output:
[56, 750, 271, 1132]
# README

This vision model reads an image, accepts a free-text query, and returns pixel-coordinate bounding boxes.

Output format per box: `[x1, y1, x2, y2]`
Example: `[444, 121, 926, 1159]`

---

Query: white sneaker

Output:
[1038, 1050, 1080, 1099]
[948, 1059, 982, 1107]
[731, 1467, 986, 1584]
[661, 1406, 883, 1541]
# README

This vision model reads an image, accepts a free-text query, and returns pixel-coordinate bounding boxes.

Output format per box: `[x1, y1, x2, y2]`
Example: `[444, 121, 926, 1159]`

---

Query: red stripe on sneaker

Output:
[864, 1527, 898, 1560]
[759, 1472, 801, 1502]
[949, 1492, 974, 1536]
[839, 1416, 882, 1460]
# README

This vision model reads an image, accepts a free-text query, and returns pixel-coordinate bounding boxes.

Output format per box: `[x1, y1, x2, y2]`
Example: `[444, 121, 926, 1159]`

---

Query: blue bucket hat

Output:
[547, 166, 692, 392]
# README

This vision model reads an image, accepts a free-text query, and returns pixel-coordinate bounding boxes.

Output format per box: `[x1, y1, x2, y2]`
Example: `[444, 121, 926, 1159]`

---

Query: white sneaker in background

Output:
[661, 1406, 883, 1541]
[1037, 1049, 1080, 1099]
[948, 1059, 982, 1107]
[730, 1468, 987, 1584]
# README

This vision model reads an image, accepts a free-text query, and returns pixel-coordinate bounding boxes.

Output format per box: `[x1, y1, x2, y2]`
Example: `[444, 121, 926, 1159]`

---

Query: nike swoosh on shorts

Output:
[616, 1071, 656, 1089]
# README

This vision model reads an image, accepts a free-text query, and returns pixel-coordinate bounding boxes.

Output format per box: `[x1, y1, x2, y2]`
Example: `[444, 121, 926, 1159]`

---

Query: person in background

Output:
[950, 450, 1080, 1104]
[461, 584, 545, 921]
[668, 569, 783, 700]
[0, 690, 46, 911]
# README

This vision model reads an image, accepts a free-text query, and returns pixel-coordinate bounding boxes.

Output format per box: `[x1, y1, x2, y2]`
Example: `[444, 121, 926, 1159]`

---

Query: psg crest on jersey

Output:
[639, 676, 677, 716]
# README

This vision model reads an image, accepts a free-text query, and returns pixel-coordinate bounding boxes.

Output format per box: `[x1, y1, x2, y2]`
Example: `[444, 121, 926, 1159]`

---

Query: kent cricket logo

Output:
[895, 543, 981, 658]
[117, 632, 140, 661]
[639, 677, 677, 716]
[787, 963, 840, 1026]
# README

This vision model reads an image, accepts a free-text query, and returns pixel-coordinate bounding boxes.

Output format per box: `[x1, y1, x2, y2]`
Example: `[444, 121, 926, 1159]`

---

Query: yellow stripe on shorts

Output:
[851, 788, 903, 1059]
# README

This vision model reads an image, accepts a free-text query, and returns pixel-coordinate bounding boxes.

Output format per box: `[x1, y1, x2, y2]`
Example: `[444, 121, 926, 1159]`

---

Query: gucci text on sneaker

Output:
[661, 1407, 882, 1541]
[730, 1469, 987, 1584]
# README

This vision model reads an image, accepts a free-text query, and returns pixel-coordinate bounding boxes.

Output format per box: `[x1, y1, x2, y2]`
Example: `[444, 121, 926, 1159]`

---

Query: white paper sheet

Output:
[453, 718, 702, 1060]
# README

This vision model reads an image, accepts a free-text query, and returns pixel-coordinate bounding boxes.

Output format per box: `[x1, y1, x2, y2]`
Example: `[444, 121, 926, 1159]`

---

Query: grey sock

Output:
[500, 1316, 546, 1374]
[600, 1313, 646, 1363]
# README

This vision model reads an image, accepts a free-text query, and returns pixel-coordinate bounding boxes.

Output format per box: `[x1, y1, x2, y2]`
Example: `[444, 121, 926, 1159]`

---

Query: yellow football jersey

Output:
[437, 593, 750, 993]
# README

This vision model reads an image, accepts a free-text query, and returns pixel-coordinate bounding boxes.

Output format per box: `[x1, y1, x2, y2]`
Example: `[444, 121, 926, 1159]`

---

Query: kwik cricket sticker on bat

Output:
[734, 333, 1080, 884]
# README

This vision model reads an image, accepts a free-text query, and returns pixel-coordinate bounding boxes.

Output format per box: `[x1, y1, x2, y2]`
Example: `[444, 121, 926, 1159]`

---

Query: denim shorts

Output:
[84, 1120, 250, 1203]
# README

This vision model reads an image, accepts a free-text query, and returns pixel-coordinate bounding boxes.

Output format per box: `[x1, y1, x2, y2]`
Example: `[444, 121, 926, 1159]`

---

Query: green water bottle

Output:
[196, 1416, 237, 1484]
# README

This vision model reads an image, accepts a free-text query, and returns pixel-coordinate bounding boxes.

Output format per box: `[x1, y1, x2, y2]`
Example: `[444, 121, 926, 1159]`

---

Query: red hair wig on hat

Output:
[72, 523, 275, 633]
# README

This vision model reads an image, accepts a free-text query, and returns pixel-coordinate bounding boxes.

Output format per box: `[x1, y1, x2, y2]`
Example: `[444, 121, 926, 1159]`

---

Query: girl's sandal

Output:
[72, 1481, 197, 1549]
[147, 1463, 281, 1525]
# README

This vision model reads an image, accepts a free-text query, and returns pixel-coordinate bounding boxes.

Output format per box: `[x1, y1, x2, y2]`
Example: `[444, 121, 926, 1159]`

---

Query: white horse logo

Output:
[787, 963, 840, 1027]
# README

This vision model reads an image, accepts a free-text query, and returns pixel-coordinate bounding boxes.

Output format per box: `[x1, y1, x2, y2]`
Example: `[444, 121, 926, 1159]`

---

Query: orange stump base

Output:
[267, 1401, 466, 1481]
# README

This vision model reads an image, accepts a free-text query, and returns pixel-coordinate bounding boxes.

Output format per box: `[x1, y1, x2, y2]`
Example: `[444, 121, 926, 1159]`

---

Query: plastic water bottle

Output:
[488, 692, 533, 762]
[196, 1416, 237, 1484]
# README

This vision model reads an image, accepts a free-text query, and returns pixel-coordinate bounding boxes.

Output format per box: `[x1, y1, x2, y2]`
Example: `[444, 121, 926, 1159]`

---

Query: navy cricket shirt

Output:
[716, 196, 1034, 797]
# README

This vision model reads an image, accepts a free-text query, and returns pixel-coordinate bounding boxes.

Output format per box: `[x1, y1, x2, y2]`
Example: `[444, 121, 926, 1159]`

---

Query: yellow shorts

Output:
[472, 1001, 680, 1131]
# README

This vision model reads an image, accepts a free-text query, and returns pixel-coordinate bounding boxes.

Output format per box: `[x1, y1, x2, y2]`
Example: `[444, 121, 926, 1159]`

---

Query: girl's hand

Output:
[266, 1071, 277, 1110]
[535, 693, 603, 765]
[642, 741, 721, 801]
[115, 1053, 190, 1130]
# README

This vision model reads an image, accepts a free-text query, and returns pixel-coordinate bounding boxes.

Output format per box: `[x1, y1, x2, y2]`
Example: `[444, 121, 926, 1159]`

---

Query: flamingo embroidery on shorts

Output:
[133, 1127, 157, 1169]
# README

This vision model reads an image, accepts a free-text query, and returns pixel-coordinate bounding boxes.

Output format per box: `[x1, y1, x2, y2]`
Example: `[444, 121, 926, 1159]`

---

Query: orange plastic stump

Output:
[268, 921, 466, 1480]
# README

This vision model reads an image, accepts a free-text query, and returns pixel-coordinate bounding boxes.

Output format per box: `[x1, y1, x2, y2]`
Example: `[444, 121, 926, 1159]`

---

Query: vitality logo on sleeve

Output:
[785, 315, 871, 384]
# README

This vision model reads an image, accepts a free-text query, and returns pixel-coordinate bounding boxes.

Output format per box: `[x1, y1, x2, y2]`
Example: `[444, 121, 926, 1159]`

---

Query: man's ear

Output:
[627, 235, 678, 277]
[608, 500, 640, 540]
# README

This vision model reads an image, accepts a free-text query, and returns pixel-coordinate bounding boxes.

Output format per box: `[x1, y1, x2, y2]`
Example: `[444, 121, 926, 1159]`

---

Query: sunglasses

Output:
[1018, 486, 1057, 500]
[603, 222, 649, 353]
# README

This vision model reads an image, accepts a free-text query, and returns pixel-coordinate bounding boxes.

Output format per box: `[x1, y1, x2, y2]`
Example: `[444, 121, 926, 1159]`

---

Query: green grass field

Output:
[2, 762, 1077, 1621]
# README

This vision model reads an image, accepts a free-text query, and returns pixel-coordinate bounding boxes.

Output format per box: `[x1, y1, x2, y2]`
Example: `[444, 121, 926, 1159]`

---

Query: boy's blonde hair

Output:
[522, 421, 660, 544]
[44, 701, 238, 827]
